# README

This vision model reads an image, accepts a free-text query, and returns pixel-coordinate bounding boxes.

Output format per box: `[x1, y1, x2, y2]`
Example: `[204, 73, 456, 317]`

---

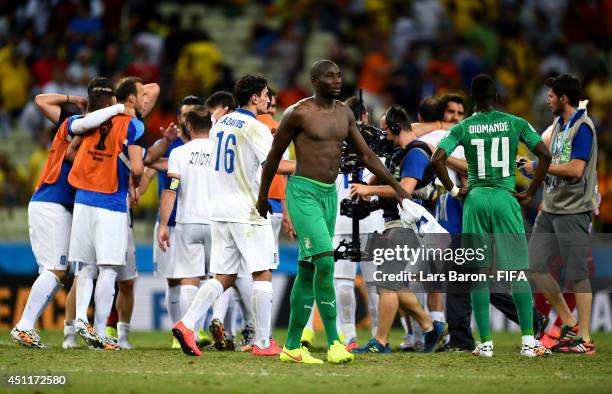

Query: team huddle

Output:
[10, 59, 597, 363]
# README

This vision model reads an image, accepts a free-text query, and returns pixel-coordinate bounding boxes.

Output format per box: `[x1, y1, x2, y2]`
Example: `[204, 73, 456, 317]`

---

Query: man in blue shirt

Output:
[67, 77, 146, 351]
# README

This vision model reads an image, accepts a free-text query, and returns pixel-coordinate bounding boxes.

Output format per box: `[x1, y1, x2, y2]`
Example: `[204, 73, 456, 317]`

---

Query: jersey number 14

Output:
[214, 131, 236, 174]
[471, 137, 510, 178]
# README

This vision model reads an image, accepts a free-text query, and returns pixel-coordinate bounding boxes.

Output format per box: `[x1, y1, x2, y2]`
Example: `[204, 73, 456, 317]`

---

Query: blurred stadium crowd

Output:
[0, 0, 610, 228]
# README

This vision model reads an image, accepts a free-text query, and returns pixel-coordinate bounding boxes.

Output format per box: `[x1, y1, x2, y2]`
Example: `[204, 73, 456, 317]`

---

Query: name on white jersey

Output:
[219, 117, 245, 128]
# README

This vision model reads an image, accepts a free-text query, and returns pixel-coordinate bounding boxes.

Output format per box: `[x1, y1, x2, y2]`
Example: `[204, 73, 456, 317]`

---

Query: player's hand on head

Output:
[161, 123, 180, 141]
[256, 198, 272, 219]
[512, 191, 533, 207]
[211, 106, 229, 123]
[73, 96, 88, 113]
[158, 225, 170, 252]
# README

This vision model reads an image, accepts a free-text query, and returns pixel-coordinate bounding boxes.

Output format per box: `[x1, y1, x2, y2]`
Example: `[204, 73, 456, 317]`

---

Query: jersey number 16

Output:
[214, 131, 236, 174]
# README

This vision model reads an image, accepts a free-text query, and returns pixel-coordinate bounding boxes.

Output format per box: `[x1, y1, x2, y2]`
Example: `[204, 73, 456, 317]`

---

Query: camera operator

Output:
[332, 97, 385, 350]
[351, 106, 447, 353]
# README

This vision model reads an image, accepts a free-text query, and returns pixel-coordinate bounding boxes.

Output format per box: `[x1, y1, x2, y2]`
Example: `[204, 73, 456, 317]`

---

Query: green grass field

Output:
[0, 329, 610, 394]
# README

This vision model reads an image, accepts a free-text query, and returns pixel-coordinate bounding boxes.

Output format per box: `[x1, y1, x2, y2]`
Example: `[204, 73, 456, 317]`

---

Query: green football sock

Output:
[511, 277, 534, 336]
[471, 280, 491, 342]
[313, 254, 340, 347]
[286, 262, 315, 350]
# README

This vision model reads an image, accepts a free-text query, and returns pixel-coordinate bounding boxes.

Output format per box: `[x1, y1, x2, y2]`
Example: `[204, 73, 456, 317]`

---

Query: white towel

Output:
[398, 199, 451, 249]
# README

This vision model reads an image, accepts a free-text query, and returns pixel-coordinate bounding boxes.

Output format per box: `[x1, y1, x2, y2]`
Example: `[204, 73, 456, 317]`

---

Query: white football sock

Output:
[522, 335, 535, 347]
[212, 287, 232, 321]
[366, 283, 379, 337]
[224, 290, 236, 340]
[305, 307, 314, 330]
[165, 284, 181, 324]
[16, 270, 61, 330]
[400, 316, 409, 334]
[118, 322, 130, 343]
[252, 281, 273, 349]
[430, 311, 445, 323]
[182, 278, 224, 330]
[75, 274, 94, 322]
[413, 316, 424, 338]
[179, 285, 199, 317]
[64, 320, 75, 336]
[94, 267, 118, 339]
[336, 278, 356, 343]
[234, 277, 254, 325]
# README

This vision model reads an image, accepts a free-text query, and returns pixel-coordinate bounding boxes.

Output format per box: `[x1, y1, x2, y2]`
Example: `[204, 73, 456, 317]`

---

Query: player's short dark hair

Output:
[440, 93, 465, 110]
[418, 96, 444, 122]
[310, 59, 338, 80]
[234, 74, 267, 107]
[344, 96, 366, 120]
[385, 105, 411, 135]
[205, 91, 237, 111]
[115, 76, 143, 103]
[185, 105, 212, 132]
[87, 77, 115, 112]
[181, 95, 204, 107]
[471, 74, 497, 103]
[546, 74, 581, 107]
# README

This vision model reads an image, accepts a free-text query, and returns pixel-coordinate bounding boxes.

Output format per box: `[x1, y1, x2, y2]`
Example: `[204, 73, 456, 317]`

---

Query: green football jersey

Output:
[438, 111, 542, 192]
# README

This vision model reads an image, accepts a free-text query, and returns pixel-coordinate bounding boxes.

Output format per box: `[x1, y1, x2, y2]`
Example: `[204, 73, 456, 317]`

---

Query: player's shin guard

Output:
[16, 270, 62, 331]
[286, 262, 315, 349]
[182, 278, 223, 331]
[212, 286, 232, 321]
[234, 277, 254, 325]
[165, 284, 181, 324]
[471, 280, 491, 342]
[512, 277, 534, 336]
[75, 269, 95, 322]
[366, 282, 379, 336]
[336, 278, 356, 344]
[179, 285, 199, 317]
[94, 267, 118, 339]
[252, 281, 273, 349]
[313, 255, 340, 347]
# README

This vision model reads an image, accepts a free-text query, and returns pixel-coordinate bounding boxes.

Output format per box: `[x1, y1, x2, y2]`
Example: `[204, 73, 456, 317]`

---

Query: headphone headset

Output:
[385, 106, 402, 135]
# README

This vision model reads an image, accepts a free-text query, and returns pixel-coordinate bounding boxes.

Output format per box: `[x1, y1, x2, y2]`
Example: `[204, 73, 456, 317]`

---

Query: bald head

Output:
[310, 60, 338, 81]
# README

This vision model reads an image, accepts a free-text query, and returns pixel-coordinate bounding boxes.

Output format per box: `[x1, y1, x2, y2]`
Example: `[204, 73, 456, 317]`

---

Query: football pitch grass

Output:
[1, 329, 610, 394]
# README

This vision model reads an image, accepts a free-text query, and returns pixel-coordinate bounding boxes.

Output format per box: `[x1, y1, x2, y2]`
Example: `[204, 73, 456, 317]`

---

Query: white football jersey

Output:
[167, 138, 213, 224]
[418, 129, 465, 185]
[208, 109, 273, 224]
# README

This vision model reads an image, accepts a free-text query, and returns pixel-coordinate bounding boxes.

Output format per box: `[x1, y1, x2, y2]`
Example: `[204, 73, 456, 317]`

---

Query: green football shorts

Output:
[285, 175, 337, 262]
[462, 187, 529, 270]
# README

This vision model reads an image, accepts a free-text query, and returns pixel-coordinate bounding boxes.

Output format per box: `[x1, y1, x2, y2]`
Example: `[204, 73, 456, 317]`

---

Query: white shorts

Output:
[117, 226, 138, 281]
[28, 201, 72, 272]
[210, 221, 277, 276]
[153, 222, 178, 278]
[68, 203, 128, 266]
[271, 212, 282, 253]
[333, 233, 376, 282]
[170, 223, 209, 279]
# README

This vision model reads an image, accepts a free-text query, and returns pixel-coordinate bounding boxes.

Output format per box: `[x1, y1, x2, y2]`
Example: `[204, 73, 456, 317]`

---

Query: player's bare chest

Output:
[302, 116, 348, 141]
